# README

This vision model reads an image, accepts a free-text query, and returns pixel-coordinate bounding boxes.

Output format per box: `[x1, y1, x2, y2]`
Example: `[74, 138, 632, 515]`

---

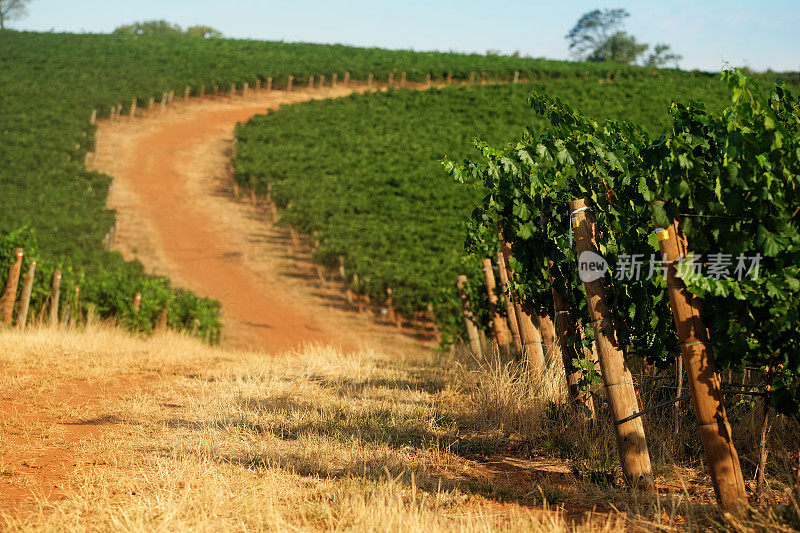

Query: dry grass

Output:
[0, 326, 798, 531]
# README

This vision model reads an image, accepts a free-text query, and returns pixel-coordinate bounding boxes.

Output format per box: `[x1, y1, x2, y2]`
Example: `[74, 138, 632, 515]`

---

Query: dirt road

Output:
[92, 84, 433, 355]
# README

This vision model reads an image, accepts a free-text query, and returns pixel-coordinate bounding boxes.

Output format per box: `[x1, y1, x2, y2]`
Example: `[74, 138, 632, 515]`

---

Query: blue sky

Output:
[11, 0, 800, 72]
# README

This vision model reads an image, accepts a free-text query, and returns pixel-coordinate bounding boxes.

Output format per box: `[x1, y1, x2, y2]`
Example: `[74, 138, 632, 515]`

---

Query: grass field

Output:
[1, 326, 797, 531]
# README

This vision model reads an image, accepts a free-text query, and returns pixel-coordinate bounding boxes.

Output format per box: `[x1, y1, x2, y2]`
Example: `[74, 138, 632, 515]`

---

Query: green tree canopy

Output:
[113, 20, 222, 38]
[566, 8, 679, 66]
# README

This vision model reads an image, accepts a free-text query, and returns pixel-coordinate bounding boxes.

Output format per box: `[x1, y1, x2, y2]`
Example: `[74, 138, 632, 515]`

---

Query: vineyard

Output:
[1, 26, 800, 527]
[1, 30, 717, 339]
[232, 76, 734, 330]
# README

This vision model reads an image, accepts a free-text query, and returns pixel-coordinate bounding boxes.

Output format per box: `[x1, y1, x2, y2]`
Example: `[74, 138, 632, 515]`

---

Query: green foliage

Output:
[234, 75, 733, 344]
[0, 230, 223, 339]
[113, 20, 223, 38]
[645, 44, 682, 69]
[449, 71, 800, 416]
[566, 8, 631, 62]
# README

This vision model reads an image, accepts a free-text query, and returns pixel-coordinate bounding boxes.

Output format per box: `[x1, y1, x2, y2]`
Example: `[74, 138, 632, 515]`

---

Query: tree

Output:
[113, 20, 183, 36]
[593, 31, 649, 63]
[0, 0, 31, 30]
[565, 8, 630, 62]
[185, 25, 222, 39]
[113, 20, 222, 38]
[645, 43, 682, 68]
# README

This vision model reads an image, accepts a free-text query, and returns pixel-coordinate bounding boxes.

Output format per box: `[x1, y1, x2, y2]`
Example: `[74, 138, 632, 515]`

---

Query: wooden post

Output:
[368, 73, 374, 88]
[385, 287, 398, 324]
[148, 97, 155, 114]
[16, 261, 36, 330]
[266, 77, 272, 92]
[129, 98, 137, 118]
[287, 75, 293, 91]
[200, 85, 206, 100]
[571, 198, 653, 489]
[499, 234, 546, 378]
[388, 72, 394, 87]
[2, 248, 23, 325]
[332, 73, 337, 86]
[457, 275, 483, 355]
[338, 257, 353, 306]
[117, 104, 123, 120]
[90, 109, 97, 124]
[344, 72, 350, 86]
[481, 72, 487, 85]
[49, 269, 61, 326]
[72, 286, 81, 326]
[185, 86, 191, 102]
[425, 73, 431, 87]
[156, 302, 169, 332]
[320, 74, 325, 88]
[469, 71, 475, 85]
[229, 83, 236, 98]
[426, 304, 442, 344]
[400, 71, 407, 88]
[133, 292, 142, 313]
[481, 258, 511, 352]
[255, 79, 261, 92]
[308, 75, 314, 89]
[243, 82, 250, 98]
[513, 71, 519, 84]
[654, 215, 746, 512]
[495, 251, 523, 353]
[446, 72, 452, 85]
[161, 94, 168, 114]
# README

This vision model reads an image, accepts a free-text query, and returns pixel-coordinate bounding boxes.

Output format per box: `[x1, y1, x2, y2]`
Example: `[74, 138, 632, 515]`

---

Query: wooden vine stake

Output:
[425, 73, 431, 87]
[49, 269, 61, 326]
[156, 302, 169, 332]
[287, 75, 293, 91]
[185, 86, 191, 102]
[133, 292, 142, 313]
[129, 98, 137, 118]
[1, 248, 24, 325]
[400, 71, 407, 88]
[148, 97, 155, 114]
[457, 275, 483, 355]
[388, 72, 394, 87]
[308, 75, 314, 89]
[266, 77, 272, 92]
[446, 72, 452, 85]
[331, 73, 337, 86]
[548, 258, 596, 418]
[654, 215, 746, 512]
[495, 251, 522, 353]
[499, 234, 546, 378]
[481, 258, 511, 352]
[90, 109, 97, 124]
[16, 261, 36, 330]
[469, 71, 475, 85]
[368, 73, 374, 88]
[571, 198, 653, 490]
[385, 287, 399, 326]
[513, 71, 519, 84]
[344, 71, 350, 86]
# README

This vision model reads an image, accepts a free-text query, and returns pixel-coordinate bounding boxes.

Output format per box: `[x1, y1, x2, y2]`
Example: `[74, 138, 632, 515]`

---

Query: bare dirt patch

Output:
[92, 84, 433, 355]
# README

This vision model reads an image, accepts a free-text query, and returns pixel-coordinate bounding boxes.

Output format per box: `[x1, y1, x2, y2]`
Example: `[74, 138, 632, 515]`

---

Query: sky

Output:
[9, 0, 800, 72]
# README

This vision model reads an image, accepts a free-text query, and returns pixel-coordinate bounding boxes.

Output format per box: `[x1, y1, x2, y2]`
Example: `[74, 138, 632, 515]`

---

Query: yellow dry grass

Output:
[0, 326, 621, 532]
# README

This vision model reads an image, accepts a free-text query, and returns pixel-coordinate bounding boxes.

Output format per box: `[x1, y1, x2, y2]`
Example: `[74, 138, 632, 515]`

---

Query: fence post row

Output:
[481, 258, 511, 352]
[570, 198, 654, 490]
[654, 214, 746, 512]
[1, 248, 24, 326]
[457, 275, 483, 355]
[16, 261, 36, 330]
